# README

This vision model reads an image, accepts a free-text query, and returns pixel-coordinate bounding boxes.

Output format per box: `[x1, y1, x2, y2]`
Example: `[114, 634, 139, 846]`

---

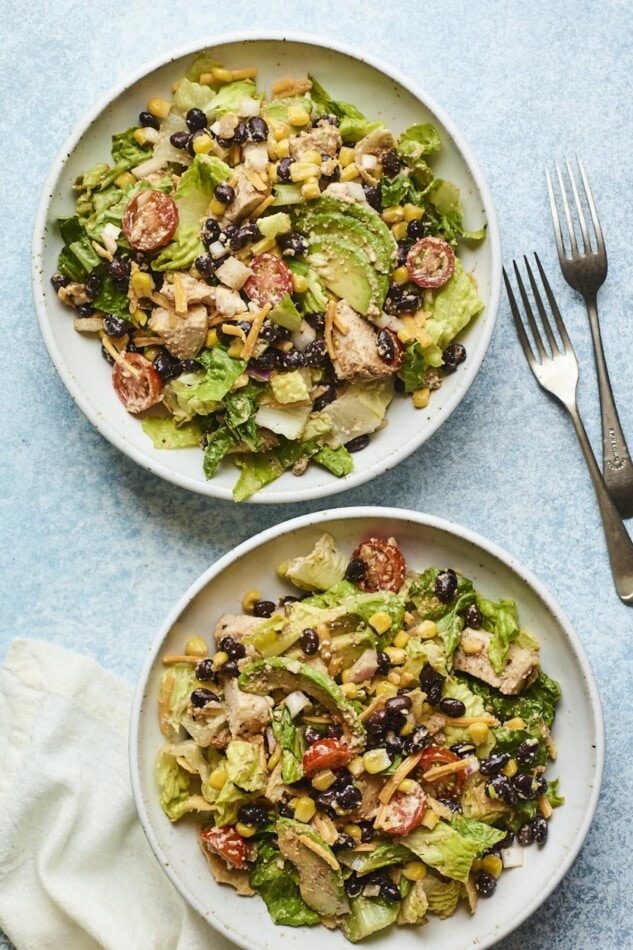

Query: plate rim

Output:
[129, 504, 605, 949]
[31, 30, 502, 503]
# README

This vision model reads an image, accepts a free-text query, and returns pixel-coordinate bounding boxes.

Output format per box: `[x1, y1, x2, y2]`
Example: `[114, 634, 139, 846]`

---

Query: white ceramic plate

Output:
[130, 507, 603, 949]
[32, 32, 501, 503]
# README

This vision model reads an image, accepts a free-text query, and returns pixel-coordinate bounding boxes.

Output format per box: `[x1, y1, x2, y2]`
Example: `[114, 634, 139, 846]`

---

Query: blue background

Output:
[2, 1, 633, 947]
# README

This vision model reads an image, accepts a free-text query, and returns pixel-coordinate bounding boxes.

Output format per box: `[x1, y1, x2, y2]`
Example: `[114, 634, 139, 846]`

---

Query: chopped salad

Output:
[52, 53, 485, 499]
[156, 534, 563, 941]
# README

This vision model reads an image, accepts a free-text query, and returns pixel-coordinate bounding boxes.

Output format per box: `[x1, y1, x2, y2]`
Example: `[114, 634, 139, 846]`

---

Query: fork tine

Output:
[545, 166, 567, 263]
[565, 158, 592, 253]
[512, 259, 548, 361]
[577, 157, 605, 254]
[523, 255, 561, 356]
[533, 253, 575, 353]
[503, 266, 537, 369]
[555, 160, 579, 256]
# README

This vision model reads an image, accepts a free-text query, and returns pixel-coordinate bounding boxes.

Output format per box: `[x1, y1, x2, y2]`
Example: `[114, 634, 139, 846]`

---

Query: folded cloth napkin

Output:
[0, 639, 236, 950]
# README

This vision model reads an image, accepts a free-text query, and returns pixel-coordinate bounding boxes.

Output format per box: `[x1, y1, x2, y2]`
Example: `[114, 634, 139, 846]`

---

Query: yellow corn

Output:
[292, 273, 309, 294]
[241, 588, 261, 613]
[387, 671, 401, 686]
[301, 149, 322, 165]
[343, 824, 362, 842]
[363, 749, 392, 774]
[208, 197, 227, 216]
[421, 809, 440, 830]
[185, 637, 208, 658]
[382, 205, 405, 225]
[468, 722, 490, 745]
[393, 631, 409, 649]
[399, 672, 414, 687]
[114, 171, 136, 190]
[208, 768, 228, 791]
[275, 139, 291, 159]
[301, 180, 321, 200]
[341, 682, 359, 699]
[142, 345, 161, 363]
[403, 203, 424, 222]
[270, 120, 291, 141]
[290, 162, 321, 182]
[375, 681, 398, 698]
[397, 329, 413, 344]
[399, 720, 414, 737]
[131, 271, 153, 298]
[312, 769, 337, 791]
[413, 387, 430, 409]
[288, 105, 311, 126]
[338, 146, 355, 167]
[392, 265, 410, 284]
[384, 647, 407, 665]
[294, 796, 317, 823]
[502, 758, 519, 778]
[340, 163, 360, 182]
[235, 821, 258, 838]
[147, 97, 171, 119]
[368, 611, 392, 635]
[471, 858, 483, 873]
[251, 235, 277, 255]
[133, 128, 154, 147]
[402, 860, 426, 881]
[211, 67, 234, 83]
[347, 756, 365, 778]
[398, 778, 418, 794]
[505, 717, 526, 730]
[417, 620, 438, 639]
[228, 340, 244, 358]
[192, 132, 214, 154]
[391, 221, 409, 241]
[205, 329, 219, 348]
[539, 795, 553, 819]
[482, 854, 503, 878]
[267, 746, 281, 770]
[212, 651, 229, 671]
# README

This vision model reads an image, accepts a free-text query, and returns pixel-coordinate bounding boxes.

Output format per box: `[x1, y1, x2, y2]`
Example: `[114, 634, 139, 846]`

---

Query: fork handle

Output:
[585, 295, 633, 518]
[567, 402, 633, 604]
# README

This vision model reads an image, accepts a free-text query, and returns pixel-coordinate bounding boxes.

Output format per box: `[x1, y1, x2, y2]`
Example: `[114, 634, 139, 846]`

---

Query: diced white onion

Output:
[101, 223, 121, 255]
[290, 321, 316, 352]
[215, 256, 252, 290]
[131, 156, 165, 180]
[501, 846, 524, 869]
[359, 153, 378, 170]
[239, 96, 261, 118]
[209, 241, 227, 259]
[210, 120, 221, 135]
[284, 690, 311, 718]
[362, 885, 381, 898]
[372, 312, 404, 331]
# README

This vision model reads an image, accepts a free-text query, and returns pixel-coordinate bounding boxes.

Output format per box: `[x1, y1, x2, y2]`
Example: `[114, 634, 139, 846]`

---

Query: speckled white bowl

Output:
[129, 506, 603, 949]
[32, 32, 501, 503]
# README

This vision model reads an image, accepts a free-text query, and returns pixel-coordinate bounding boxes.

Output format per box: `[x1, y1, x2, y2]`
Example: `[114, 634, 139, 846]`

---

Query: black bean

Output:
[394, 376, 406, 395]
[358, 821, 374, 843]
[280, 594, 301, 607]
[304, 338, 328, 367]
[84, 273, 102, 299]
[238, 220, 262, 243]
[186, 108, 208, 132]
[170, 130, 191, 150]
[517, 822, 535, 846]
[465, 604, 482, 628]
[321, 162, 341, 183]
[396, 241, 411, 267]
[203, 217, 221, 242]
[195, 659, 215, 681]
[337, 784, 362, 810]
[139, 111, 160, 130]
[278, 801, 294, 819]
[250, 349, 279, 372]
[420, 664, 444, 705]
[534, 774, 548, 797]
[334, 833, 357, 851]
[194, 254, 216, 278]
[153, 349, 180, 382]
[327, 723, 343, 739]
[436, 796, 463, 814]
[106, 256, 130, 284]
[376, 650, 391, 675]
[315, 789, 338, 817]
[475, 871, 497, 898]
[363, 184, 381, 209]
[516, 739, 540, 766]
[304, 726, 322, 746]
[279, 231, 308, 258]
[344, 875, 362, 898]
[75, 303, 95, 317]
[103, 314, 131, 338]
[489, 828, 514, 852]
[314, 113, 340, 127]
[532, 815, 548, 845]
[407, 218, 428, 240]
[300, 628, 320, 655]
[101, 344, 115, 365]
[376, 328, 397, 362]
[385, 732, 405, 756]
[126, 341, 142, 354]
[222, 660, 240, 678]
[276, 156, 294, 182]
[232, 121, 249, 145]
[480, 753, 511, 776]
[381, 150, 401, 177]
[313, 384, 337, 412]
[513, 772, 540, 800]
[214, 182, 235, 204]
[439, 697, 467, 718]
[215, 135, 234, 149]
[345, 557, 366, 583]
[405, 725, 430, 754]
[219, 636, 246, 660]
[238, 803, 268, 826]
[442, 342, 467, 374]
[281, 348, 306, 370]
[365, 709, 390, 733]
[246, 117, 269, 142]
[253, 600, 276, 618]
[435, 570, 458, 603]
[191, 688, 219, 707]
[345, 435, 370, 453]
[486, 775, 518, 806]
[385, 695, 412, 718]
[51, 273, 70, 291]
[450, 742, 476, 758]
[380, 881, 402, 904]
[304, 311, 325, 332]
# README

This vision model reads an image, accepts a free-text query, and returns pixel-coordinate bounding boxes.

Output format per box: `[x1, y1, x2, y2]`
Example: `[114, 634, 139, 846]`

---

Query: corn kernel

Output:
[392, 265, 410, 284]
[382, 205, 405, 225]
[482, 854, 503, 878]
[114, 171, 136, 190]
[384, 647, 407, 665]
[301, 180, 321, 201]
[211, 67, 234, 83]
[209, 768, 228, 790]
[292, 273, 309, 294]
[205, 329, 219, 348]
[375, 681, 398, 698]
[394, 631, 409, 649]
[399, 720, 414, 737]
[387, 671, 401, 685]
[502, 758, 519, 778]
[267, 746, 281, 770]
[417, 620, 438, 640]
[290, 162, 321, 182]
[133, 128, 152, 147]
[287, 105, 311, 126]
[341, 682, 359, 699]
[270, 120, 291, 141]
[368, 611, 392, 635]
[186, 636, 208, 657]
[338, 146, 355, 167]
[192, 132, 214, 154]
[312, 769, 337, 791]
[340, 163, 360, 182]
[251, 235, 277, 255]
[421, 809, 439, 829]
[147, 97, 171, 119]
[403, 203, 424, 222]
[267, 162, 278, 182]
[471, 858, 483, 873]
[347, 756, 365, 778]
[412, 387, 430, 409]
[131, 271, 153, 298]
[235, 821, 257, 838]
[398, 778, 418, 794]
[391, 221, 409, 241]
[399, 672, 414, 687]
[505, 717, 526, 730]
[142, 346, 161, 363]
[468, 722, 490, 745]
[301, 149, 322, 165]
[241, 588, 261, 613]
[208, 197, 227, 216]
[538, 795, 553, 819]
[275, 138, 291, 159]
[343, 824, 362, 842]
[294, 796, 317, 823]
[212, 650, 229, 671]
[363, 749, 392, 774]
[228, 340, 244, 358]
[402, 860, 426, 881]
[397, 329, 413, 344]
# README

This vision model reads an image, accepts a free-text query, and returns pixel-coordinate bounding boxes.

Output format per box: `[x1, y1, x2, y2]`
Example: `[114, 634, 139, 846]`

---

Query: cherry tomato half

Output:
[112, 352, 162, 414]
[199, 825, 248, 869]
[379, 785, 427, 836]
[122, 190, 179, 251]
[418, 746, 466, 796]
[406, 236, 455, 288]
[302, 737, 355, 777]
[244, 253, 293, 307]
[351, 538, 406, 593]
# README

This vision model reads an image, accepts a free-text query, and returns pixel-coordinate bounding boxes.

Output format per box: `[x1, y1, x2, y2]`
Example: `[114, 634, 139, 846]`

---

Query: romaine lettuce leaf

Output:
[203, 426, 235, 479]
[225, 739, 267, 792]
[441, 678, 495, 754]
[341, 895, 401, 942]
[476, 594, 520, 674]
[151, 223, 205, 272]
[397, 879, 429, 925]
[158, 664, 198, 737]
[232, 437, 320, 501]
[398, 123, 442, 157]
[308, 76, 383, 143]
[142, 417, 202, 449]
[271, 706, 304, 784]
[164, 347, 246, 422]
[90, 274, 131, 319]
[250, 839, 319, 927]
[314, 444, 354, 477]
[399, 341, 428, 393]
[420, 259, 485, 367]
[449, 815, 507, 854]
[420, 873, 463, 919]
[401, 821, 481, 883]
[155, 749, 191, 821]
[174, 154, 231, 229]
[338, 840, 414, 875]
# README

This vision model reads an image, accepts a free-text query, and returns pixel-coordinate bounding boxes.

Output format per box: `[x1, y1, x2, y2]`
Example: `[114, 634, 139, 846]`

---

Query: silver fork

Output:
[546, 159, 633, 517]
[504, 254, 633, 605]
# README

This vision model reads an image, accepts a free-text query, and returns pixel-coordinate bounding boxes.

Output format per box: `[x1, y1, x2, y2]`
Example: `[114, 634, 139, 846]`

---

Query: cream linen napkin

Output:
[0, 639, 236, 950]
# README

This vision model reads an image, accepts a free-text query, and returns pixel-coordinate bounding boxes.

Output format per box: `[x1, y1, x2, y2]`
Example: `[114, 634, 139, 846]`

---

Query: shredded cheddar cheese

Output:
[378, 752, 423, 805]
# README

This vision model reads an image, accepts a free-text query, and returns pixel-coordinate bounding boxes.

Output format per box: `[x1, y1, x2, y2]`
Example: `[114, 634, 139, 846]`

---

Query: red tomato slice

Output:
[406, 236, 455, 288]
[302, 738, 355, 777]
[418, 746, 466, 795]
[122, 190, 178, 251]
[244, 253, 293, 307]
[379, 785, 427, 835]
[199, 825, 249, 869]
[351, 538, 406, 593]
[112, 352, 162, 414]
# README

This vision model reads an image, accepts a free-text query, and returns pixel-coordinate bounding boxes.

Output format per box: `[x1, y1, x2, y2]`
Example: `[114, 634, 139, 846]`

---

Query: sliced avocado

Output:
[301, 212, 393, 275]
[296, 195, 397, 263]
[237, 656, 366, 752]
[268, 292, 301, 331]
[306, 235, 385, 316]
[277, 818, 349, 917]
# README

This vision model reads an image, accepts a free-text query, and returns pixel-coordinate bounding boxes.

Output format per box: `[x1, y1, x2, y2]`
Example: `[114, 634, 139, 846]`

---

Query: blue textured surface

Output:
[2, 1, 633, 948]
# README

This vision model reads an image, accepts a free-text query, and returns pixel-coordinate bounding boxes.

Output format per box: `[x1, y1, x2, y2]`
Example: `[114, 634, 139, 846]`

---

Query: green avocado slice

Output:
[306, 235, 386, 316]
[237, 656, 366, 752]
[276, 818, 350, 917]
[300, 212, 393, 275]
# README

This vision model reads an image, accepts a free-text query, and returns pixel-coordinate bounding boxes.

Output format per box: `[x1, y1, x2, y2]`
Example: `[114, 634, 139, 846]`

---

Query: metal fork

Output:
[546, 159, 633, 517]
[504, 254, 633, 605]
